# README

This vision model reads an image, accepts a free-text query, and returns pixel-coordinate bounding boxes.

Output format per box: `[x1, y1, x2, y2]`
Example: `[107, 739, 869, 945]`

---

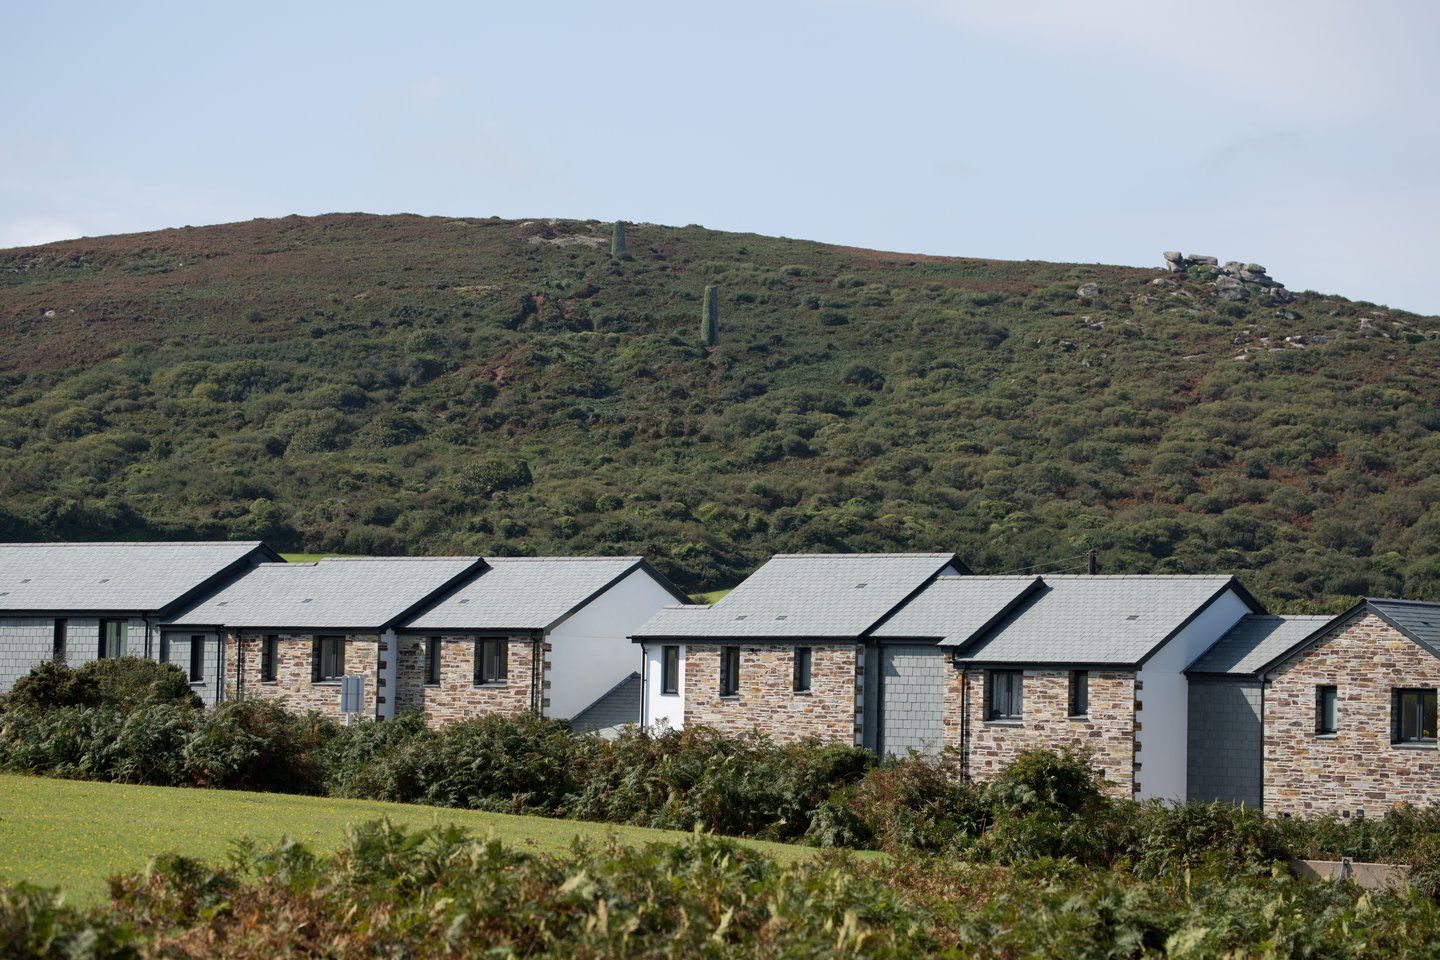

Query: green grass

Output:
[279, 552, 342, 562]
[689, 588, 731, 604]
[0, 773, 832, 903]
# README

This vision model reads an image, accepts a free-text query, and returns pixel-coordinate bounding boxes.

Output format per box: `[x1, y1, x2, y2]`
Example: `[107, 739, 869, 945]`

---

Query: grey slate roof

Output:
[0, 541, 272, 614]
[871, 576, 1042, 642]
[570, 672, 642, 739]
[633, 553, 960, 640]
[403, 557, 669, 632]
[1186, 614, 1333, 675]
[952, 575, 1254, 666]
[167, 557, 485, 631]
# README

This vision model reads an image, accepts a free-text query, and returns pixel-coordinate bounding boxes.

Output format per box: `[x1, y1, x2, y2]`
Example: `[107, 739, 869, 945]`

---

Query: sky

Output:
[4, 0, 1439, 313]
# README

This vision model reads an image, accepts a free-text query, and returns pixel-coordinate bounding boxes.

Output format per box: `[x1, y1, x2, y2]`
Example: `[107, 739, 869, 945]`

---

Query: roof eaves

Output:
[943, 576, 1049, 659]
[384, 557, 493, 632]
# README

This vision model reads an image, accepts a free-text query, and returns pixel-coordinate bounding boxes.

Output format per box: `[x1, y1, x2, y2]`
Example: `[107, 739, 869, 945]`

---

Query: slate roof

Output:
[1203, 598, 1440, 677]
[0, 541, 274, 614]
[1186, 614, 1333, 675]
[633, 553, 962, 640]
[951, 575, 1257, 666]
[870, 576, 1043, 643]
[167, 557, 486, 631]
[570, 672, 642, 739]
[403, 557, 680, 632]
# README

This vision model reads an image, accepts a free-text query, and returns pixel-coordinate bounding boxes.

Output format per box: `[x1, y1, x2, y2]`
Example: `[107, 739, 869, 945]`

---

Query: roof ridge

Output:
[1039, 573, 1231, 580]
[0, 540, 263, 548]
[1368, 597, 1440, 607]
[483, 556, 641, 563]
[769, 552, 955, 559]
[315, 556, 482, 563]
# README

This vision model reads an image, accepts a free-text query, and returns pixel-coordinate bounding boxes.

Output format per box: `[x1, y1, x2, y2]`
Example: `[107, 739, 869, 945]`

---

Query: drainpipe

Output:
[638, 644, 649, 730]
[1258, 669, 1268, 812]
[958, 659, 970, 783]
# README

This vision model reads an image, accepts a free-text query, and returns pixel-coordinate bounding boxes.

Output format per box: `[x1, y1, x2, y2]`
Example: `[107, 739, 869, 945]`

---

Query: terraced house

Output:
[0, 541, 280, 704]
[1187, 597, 1440, 818]
[632, 553, 967, 745]
[167, 554, 684, 728]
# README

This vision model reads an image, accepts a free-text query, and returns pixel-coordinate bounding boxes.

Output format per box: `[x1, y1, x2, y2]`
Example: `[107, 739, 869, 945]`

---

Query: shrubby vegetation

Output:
[3, 215, 1439, 605]
[5, 820, 1440, 958]
[5, 661, 1440, 892]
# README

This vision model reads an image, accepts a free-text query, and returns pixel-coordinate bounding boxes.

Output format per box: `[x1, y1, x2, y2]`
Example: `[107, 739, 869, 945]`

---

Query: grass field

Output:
[689, 589, 731, 604]
[0, 774, 827, 903]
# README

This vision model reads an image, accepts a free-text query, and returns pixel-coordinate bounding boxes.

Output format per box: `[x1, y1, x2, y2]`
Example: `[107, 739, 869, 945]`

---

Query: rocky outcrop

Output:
[1162, 252, 1296, 303]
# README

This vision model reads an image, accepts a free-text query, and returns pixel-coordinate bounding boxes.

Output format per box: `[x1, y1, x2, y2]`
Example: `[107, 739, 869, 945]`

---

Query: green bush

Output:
[7, 659, 200, 713]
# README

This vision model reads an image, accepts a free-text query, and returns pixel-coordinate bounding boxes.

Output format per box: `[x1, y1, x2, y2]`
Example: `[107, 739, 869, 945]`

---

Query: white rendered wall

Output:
[642, 642, 685, 731]
[546, 568, 678, 720]
[1134, 588, 1251, 802]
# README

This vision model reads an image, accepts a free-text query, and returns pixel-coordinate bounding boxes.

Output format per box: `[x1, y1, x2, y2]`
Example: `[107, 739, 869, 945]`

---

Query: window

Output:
[260, 636, 278, 683]
[1316, 685, 1338, 735]
[425, 637, 442, 685]
[986, 670, 1023, 721]
[475, 638, 507, 685]
[661, 645, 680, 696]
[312, 636, 346, 682]
[1069, 670, 1089, 717]
[52, 619, 66, 660]
[1392, 688, 1437, 744]
[188, 635, 205, 683]
[719, 647, 740, 697]
[793, 647, 813, 693]
[98, 619, 127, 659]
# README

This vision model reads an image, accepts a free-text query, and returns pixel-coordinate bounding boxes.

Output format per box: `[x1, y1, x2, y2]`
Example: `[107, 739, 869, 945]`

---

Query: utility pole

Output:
[1086, 548, 1098, 576]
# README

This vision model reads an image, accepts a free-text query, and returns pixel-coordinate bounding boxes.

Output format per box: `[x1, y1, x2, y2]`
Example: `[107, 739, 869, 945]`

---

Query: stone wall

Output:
[944, 667, 1136, 799]
[683, 642, 856, 744]
[1265, 611, 1440, 817]
[227, 633, 380, 719]
[394, 635, 538, 726]
[1187, 677, 1263, 807]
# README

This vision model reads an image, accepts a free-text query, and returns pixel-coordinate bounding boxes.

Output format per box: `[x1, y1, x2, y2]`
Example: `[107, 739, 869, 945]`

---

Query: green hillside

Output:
[2, 214, 1438, 605]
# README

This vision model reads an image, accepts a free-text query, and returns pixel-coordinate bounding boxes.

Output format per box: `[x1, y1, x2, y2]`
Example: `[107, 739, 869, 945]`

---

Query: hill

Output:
[2, 213, 1438, 605]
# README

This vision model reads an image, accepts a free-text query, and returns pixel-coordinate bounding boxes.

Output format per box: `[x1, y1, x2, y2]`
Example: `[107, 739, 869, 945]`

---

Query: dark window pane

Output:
[662, 645, 679, 695]
[189, 635, 204, 682]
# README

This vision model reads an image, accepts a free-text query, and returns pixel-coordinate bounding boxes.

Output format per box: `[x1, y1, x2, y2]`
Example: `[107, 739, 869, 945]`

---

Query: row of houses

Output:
[2, 542, 1436, 818]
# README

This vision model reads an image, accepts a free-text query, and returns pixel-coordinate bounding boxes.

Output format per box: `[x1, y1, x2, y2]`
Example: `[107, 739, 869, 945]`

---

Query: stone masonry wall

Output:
[394, 635, 538, 727]
[226, 633, 380, 719]
[1265, 611, 1440, 817]
[684, 643, 856, 744]
[944, 667, 1135, 799]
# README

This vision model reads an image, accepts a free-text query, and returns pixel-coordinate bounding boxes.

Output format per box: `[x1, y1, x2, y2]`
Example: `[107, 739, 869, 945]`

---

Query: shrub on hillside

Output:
[809, 753, 985, 852]
[6, 658, 200, 713]
[183, 699, 336, 794]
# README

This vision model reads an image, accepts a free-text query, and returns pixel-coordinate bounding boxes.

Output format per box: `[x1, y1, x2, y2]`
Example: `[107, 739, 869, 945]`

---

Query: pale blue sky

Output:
[5, 1, 1438, 312]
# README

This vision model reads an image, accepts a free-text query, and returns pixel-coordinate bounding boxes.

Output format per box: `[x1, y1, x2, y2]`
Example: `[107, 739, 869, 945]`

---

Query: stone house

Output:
[929, 574, 1263, 802]
[169, 556, 488, 720]
[631, 553, 967, 745]
[398, 556, 688, 731]
[1187, 598, 1440, 817]
[169, 554, 685, 727]
[0, 540, 280, 704]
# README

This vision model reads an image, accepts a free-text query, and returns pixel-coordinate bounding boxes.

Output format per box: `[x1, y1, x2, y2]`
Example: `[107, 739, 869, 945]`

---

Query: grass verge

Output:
[0, 773, 833, 903]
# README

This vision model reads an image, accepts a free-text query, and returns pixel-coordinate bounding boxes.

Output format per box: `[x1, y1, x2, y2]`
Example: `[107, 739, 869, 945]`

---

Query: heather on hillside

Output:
[2, 215, 1439, 603]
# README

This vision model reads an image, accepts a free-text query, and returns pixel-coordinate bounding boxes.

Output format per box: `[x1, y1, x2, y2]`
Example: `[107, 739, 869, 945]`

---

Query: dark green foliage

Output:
[9, 820, 1440, 958]
[453, 456, 533, 498]
[6, 658, 200, 713]
[1, 214, 1438, 600]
